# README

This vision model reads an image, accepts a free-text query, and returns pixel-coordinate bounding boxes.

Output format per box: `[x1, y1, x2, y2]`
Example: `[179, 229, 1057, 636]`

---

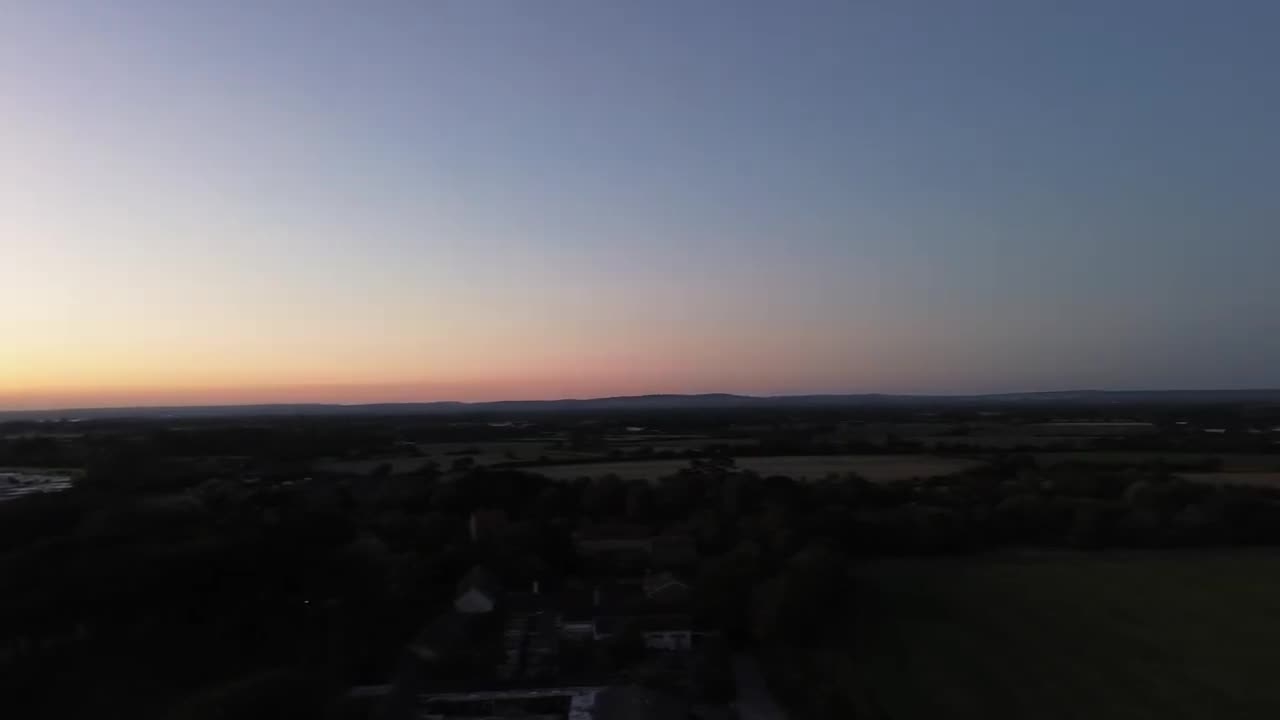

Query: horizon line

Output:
[4, 387, 1280, 416]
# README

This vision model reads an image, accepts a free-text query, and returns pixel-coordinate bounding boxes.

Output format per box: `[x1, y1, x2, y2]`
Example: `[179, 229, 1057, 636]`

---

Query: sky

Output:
[3, 1, 1279, 409]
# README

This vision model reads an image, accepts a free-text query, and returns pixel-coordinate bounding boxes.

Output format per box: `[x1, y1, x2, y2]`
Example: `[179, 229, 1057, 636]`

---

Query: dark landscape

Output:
[6, 393, 1280, 718]
[9, 2, 1280, 718]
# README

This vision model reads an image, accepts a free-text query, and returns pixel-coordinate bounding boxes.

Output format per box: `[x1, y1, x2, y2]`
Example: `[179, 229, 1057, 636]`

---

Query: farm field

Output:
[0, 468, 76, 502]
[606, 436, 759, 451]
[312, 440, 588, 475]
[828, 552, 1280, 719]
[920, 435, 1092, 449]
[1034, 451, 1280, 471]
[1179, 472, 1280, 488]
[312, 436, 763, 475]
[531, 454, 981, 482]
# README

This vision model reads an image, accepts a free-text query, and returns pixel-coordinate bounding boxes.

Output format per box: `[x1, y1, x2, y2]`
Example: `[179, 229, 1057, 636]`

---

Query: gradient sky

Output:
[3, 1, 1279, 409]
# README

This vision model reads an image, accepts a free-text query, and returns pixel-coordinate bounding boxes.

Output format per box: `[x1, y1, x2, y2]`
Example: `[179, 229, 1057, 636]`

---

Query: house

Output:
[501, 612, 530, 678]
[526, 611, 561, 678]
[557, 589, 597, 638]
[590, 615, 630, 643]
[384, 611, 506, 718]
[455, 565, 502, 614]
[506, 580, 551, 615]
[642, 572, 690, 606]
[558, 584, 639, 639]
[500, 609, 561, 681]
[591, 613, 693, 651]
[637, 614, 694, 651]
[559, 613, 596, 639]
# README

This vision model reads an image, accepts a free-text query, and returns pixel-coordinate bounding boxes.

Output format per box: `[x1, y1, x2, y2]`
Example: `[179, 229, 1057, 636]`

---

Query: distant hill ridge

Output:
[3, 389, 1280, 420]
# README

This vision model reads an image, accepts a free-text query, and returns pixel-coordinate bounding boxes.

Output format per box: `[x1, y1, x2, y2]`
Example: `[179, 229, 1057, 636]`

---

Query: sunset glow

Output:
[4, 2, 1278, 410]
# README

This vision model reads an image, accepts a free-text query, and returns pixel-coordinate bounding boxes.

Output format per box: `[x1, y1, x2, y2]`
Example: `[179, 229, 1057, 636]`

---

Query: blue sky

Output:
[2, 1, 1278, 407]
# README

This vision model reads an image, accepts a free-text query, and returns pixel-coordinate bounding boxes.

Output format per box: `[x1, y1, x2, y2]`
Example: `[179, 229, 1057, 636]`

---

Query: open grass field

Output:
[1034, 452, 1280, 471]
[1179, 472, 1280, 488]
[836, 552, 1280, 719]
[1030, 452, 1280, 487]
[920, 435, 1094, 449]
[531, 454, 981, 482]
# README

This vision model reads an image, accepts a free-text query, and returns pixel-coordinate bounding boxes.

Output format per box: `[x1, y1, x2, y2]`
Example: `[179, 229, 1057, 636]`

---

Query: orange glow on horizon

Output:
[0, 362, 910, 411]
[0, 379, 736, 410]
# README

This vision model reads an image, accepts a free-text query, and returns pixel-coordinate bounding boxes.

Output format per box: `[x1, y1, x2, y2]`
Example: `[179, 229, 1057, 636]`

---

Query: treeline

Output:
[836, 457, 1280, 552]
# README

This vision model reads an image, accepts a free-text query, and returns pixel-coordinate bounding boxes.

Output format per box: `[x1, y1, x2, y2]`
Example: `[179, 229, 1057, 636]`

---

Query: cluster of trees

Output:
[835, 457, 1280, 552]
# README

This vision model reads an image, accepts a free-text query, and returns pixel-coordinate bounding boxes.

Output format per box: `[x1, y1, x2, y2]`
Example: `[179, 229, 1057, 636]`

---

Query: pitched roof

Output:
[642, 571, 687, 597]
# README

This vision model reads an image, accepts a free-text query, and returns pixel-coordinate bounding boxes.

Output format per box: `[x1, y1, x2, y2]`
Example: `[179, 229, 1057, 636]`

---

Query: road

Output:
[732, 654, 788, 720]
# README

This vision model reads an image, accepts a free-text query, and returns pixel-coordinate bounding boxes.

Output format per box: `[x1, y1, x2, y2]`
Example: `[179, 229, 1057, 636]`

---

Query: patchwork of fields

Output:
[313, 438, 1280, 488]
[1035, 452, 1280, 472]
[1031, 452, 1280, 487]
[831, 552, 1280, 719]
[1179, 471, 1280, 488]
[312, 441, 591, 474]
[531, 454, 981, 482]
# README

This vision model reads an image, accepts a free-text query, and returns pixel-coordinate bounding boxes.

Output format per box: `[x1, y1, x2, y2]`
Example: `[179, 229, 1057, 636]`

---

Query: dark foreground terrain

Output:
[3, 396, 1280, 718]
[778, 552, 1280, 720]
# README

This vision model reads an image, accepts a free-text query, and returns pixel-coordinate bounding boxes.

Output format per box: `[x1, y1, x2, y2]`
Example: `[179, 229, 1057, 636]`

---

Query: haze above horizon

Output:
[4, 1, 1279, 410]
[7, 387, 1280, 418]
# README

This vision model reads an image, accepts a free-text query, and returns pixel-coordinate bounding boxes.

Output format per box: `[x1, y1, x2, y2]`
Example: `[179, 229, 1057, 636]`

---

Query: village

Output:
[344, 511, 746, 720]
